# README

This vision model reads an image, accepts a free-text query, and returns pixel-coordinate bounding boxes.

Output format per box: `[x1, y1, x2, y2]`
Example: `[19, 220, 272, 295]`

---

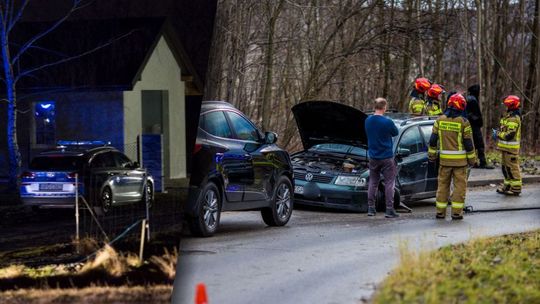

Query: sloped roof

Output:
[5, 18, 196, 92]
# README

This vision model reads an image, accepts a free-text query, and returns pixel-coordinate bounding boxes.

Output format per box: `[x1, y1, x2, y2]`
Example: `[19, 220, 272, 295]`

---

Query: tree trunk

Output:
[524, 0, 539, 153]
[260, 0, 284, 131]
[1, 29, 20, 192]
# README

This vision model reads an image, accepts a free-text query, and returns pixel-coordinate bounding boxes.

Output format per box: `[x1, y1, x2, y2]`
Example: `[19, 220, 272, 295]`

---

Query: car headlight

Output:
[334, 175, 367, 187]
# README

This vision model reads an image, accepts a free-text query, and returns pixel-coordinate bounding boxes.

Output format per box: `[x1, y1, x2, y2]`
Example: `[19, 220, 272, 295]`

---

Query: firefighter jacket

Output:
[428, 110, 477, 167]
[425, 98, 443, 116]
[497, 111, 521, 154]
[409, 96, 426, 116]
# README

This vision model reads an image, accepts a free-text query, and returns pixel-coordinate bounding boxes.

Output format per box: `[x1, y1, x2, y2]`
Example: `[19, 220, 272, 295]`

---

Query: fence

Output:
[6, 138, 186, 260]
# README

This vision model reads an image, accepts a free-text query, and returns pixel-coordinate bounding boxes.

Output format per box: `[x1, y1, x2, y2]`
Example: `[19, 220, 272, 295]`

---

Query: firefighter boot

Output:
[451, 201, 464, 220]
[496, 183, 510, 194]
[451, 207, 463, 220]
[436, 202, 447, 219]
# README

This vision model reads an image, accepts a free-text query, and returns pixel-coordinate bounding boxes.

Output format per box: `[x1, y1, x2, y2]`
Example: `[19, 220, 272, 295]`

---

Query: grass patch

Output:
[0, 285, 172, 304]
[373, 230, 540, 303]
[0, 244, 179, 290]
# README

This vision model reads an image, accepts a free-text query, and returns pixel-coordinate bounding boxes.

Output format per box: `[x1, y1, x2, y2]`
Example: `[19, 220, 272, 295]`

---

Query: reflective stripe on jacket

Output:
[426, 101, 443, 116]
[428, 115, 476, 167]
[408, 97, 426, 116]
[497, 113, 521, 154]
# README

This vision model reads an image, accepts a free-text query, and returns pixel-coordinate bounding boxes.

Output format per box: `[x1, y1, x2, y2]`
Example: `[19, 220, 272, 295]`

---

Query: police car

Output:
[21, 141, 154, 213]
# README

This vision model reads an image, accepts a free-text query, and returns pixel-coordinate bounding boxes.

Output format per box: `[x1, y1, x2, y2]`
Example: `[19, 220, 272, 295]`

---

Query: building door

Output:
[141, 90, 169, 191]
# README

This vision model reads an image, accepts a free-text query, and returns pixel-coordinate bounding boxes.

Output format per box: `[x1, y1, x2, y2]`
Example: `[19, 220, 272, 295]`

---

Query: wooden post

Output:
[75, 173, 80, 253]
[139, 219, 147, 264]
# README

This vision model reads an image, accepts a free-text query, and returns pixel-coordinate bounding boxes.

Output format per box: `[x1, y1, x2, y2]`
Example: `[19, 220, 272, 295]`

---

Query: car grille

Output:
[293, 171, 334, 184]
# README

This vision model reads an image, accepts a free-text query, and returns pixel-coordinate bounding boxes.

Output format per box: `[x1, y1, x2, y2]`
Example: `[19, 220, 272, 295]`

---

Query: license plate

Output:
[294, 185, 304, 194]
[39, 183, 63, 191]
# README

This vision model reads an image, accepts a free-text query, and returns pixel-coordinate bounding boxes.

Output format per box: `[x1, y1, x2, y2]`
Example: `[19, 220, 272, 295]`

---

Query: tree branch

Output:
[11, 0, 85, 65]
[15, 29, 137, 83]
[8, 0, 29, 32]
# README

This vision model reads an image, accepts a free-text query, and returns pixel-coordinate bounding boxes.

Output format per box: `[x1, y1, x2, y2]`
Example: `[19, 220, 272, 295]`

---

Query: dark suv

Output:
[21, 142, 154, 214]
[187, 101, 294, 236]
[292, 101, 438, 212]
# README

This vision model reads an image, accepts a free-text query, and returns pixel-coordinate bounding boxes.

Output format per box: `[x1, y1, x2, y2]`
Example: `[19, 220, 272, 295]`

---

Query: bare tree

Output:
[1, 0, 135, 191]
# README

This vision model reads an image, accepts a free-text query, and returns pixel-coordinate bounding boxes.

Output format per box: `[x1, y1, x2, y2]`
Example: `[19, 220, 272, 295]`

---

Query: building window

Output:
[35, 101, 56, 145]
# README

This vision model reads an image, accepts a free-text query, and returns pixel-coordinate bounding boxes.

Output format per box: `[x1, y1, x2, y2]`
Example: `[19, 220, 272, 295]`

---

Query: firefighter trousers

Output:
[501, 151, 522, 193]
[435, 166, 467, 215]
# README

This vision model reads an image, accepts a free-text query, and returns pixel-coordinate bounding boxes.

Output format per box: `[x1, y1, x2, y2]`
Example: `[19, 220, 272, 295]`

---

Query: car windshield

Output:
[30, 156, 84, 171]
[309, 143, 367, 156]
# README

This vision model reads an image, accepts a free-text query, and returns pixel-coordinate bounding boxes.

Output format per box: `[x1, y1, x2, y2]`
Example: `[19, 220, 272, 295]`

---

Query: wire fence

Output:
[3, 138, 186, 263]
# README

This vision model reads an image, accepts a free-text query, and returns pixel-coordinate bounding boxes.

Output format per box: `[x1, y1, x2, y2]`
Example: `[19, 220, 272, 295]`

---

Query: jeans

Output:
[367, 157, 397, 210]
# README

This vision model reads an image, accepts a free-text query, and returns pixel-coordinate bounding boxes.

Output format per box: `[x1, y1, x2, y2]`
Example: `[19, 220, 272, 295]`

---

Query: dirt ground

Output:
[0, 285, 173, 304]
[0, 190, 186, 268]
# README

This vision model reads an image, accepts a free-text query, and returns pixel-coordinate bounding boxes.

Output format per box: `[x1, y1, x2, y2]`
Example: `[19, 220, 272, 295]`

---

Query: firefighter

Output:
[494, 95, 522, 195]
[408, 77, 431, 116]
[425, 84, 444, 116]
[428, 93, 477, 220]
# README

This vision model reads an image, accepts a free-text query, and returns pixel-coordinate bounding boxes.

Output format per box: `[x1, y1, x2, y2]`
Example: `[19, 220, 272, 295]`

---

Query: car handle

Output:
[420, 161, 428, 167]
[108, 172, 117, 176]
[244, 154, 253, 160]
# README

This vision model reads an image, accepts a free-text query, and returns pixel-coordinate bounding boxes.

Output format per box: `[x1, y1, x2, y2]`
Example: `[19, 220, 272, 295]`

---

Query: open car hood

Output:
[292, 101, 368, 150]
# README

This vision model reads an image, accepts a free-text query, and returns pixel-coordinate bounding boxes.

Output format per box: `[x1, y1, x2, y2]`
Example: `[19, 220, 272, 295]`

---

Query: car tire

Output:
[142, 181, 153, 209]
[375, 186, 400, 212]
[261, 176, 293, 227]
[188, 181, 221, 237]
[100, 186, 113, 214]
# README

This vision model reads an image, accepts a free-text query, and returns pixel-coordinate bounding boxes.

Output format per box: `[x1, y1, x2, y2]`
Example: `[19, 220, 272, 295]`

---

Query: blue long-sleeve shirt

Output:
[365, 115, 399, 159]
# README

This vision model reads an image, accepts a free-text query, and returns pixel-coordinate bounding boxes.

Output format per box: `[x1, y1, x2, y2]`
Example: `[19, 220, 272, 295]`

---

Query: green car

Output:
[291, 101, 439, 212]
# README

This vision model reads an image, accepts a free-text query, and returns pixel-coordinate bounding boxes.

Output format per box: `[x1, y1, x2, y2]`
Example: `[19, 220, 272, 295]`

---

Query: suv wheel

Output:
[101, 187, 113, 214]
[189, 182, 221, 237]
[375, 186, 401, 212]
[261, 176, 293, 226]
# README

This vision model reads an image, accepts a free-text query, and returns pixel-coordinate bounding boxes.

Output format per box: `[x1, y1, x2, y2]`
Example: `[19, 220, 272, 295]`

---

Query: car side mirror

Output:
[265, 131, 278, 144]
[132, 161, 140, 168]
[396, 148, 411, 158]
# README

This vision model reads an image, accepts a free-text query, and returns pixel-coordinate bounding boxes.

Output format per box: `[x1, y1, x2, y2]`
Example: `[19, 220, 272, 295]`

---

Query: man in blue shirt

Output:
[365, 98, 399, 217]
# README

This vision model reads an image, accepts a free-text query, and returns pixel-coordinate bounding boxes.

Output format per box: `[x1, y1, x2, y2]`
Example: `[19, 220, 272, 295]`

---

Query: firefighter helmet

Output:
[503, 95, 520, 110]
[447, 93, 467, 111]
[414, 78, 431, 93]
[427, 84, 444, 99]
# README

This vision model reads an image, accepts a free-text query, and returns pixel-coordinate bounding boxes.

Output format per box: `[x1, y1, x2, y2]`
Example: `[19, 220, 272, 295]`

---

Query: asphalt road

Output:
[172, 185, 540, 304]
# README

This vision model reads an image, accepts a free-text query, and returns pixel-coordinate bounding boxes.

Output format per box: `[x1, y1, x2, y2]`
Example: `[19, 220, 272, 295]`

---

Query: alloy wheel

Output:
[203, 189, 219, 230]
[275, 183, 291, 220]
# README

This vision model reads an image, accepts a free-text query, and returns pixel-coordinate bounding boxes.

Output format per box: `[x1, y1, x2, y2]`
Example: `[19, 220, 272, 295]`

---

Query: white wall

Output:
[123, 35, 186, 179]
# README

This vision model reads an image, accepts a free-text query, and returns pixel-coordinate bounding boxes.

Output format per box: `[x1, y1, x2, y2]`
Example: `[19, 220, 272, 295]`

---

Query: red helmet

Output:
[427, 84, 444, 99]
[414, 78, 431, 93]
[503, 95, 520, 110]
[447, 93, 467, 111]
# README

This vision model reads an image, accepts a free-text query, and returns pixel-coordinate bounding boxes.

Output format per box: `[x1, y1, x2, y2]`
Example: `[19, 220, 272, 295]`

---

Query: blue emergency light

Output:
[57, 140, 111, 146]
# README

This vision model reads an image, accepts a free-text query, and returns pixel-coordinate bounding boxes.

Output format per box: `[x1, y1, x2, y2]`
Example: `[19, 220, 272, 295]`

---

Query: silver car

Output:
[21, 144, 154, 213]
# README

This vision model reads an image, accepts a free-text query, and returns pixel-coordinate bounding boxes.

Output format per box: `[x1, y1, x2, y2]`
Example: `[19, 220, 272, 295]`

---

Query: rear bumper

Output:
[21, 196, 76, 208]
[293, 180, 368, 212]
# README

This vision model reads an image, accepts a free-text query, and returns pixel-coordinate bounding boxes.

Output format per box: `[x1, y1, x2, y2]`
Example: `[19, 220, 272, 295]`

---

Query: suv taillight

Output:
[21, 171, 35, 179]
[193, 143, 203, 155]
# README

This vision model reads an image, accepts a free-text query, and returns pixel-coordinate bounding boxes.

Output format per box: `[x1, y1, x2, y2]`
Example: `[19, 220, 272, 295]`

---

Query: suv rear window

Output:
[30, 156, 83, 171]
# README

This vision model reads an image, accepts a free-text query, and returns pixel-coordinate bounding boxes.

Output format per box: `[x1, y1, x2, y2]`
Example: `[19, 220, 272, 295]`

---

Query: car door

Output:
[89, 151, 124, 202]
[113, 152, 145, 202]
[420, 123, 439, 192]
[225, 110, 271, 202]
[200, 110, 250, 202]
[396, 126, 428, 196]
